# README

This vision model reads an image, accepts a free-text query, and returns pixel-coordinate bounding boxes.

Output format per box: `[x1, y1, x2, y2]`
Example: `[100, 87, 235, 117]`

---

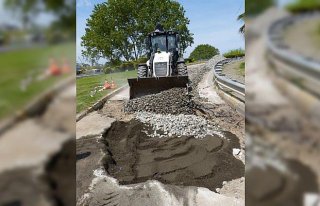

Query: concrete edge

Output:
[76, 84, 129, 122]
[0, 76, 75, 135]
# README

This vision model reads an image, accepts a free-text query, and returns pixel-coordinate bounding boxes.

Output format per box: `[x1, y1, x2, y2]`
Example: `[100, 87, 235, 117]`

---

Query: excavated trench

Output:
[100, 120, 244, 191]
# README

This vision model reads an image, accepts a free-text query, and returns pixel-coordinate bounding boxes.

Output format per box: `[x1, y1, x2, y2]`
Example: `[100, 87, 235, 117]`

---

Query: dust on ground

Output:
[100, 100, 134, 121]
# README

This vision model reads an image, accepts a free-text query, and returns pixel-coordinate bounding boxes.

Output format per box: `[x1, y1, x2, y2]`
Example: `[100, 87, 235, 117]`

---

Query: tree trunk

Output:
[133, 44, 138, 61]
[129, 36, 138, 61]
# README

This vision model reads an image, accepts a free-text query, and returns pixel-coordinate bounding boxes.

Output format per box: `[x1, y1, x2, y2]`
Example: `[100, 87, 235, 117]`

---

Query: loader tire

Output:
[177, 62, 188, 76]
[138, 65, 147, 78]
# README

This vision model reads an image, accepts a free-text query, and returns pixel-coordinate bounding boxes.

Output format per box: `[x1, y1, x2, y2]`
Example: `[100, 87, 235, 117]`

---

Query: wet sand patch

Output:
[103, 120, 244, 190]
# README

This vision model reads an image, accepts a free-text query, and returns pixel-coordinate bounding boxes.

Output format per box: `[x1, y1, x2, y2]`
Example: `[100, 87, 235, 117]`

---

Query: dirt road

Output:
[76, 60, 245, 205]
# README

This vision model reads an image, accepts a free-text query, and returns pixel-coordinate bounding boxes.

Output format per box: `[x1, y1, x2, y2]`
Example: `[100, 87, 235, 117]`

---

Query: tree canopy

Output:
[286, 0, 320, 13]
[189, 44, 219, 61]
[81, 0, 194, 63]
[237, 12, 245, 34]
[246, 0, 275, 16]
[4, 0, 75, 33]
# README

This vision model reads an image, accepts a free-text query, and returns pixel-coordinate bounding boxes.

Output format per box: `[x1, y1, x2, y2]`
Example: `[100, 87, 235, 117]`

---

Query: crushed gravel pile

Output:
[135, 111, 223, 138]
[124, 56, 226, 115]
[124, 88, 194, 115]
[188, 55, 225, 89]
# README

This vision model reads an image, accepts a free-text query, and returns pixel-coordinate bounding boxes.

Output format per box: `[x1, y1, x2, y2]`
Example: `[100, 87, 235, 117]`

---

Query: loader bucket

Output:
[127, 76, 189, 99]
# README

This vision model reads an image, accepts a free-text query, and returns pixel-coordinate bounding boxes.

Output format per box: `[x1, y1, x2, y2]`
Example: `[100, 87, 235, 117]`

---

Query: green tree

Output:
[286, 0, 320, 12]
[4, 0, 75, 34]
[189, 44, 219, 61]
[246, 0, 275, 16]
[81, 0, 194, 62]
[238, 12, 245, 34]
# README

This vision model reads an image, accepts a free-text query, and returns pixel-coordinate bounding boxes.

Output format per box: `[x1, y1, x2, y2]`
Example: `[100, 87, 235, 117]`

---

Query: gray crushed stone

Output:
[124, 88, 194, 115]
[188, 56, 225, 88]
[135, 111, 223, 139]
[124, 56, 224, 115]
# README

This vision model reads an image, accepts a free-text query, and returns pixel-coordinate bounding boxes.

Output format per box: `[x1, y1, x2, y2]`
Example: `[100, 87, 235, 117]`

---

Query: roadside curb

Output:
[76, 84, 129, 122]
[0, 75, 75, 135]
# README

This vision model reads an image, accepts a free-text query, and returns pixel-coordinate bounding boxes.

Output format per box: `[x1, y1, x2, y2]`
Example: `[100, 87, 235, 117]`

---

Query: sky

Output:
[177, 0, 244, 56]
[77, 0, 244, 64]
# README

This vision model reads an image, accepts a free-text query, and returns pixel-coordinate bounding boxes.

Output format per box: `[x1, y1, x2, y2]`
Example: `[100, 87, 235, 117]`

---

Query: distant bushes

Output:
[103, 67, 114, 74]
[246, 0, 275, 16]
[119, 61, 135, 71]
[185, 58, 196, 64]
[104, 57, 149, 74]
[286, 0, 320, 13]
[189, 44, 220, 61]
[223, 48, 245, 58]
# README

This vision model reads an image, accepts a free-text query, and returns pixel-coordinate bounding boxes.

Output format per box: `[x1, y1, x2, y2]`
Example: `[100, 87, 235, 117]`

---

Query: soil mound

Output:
[103, 120, 244, 190]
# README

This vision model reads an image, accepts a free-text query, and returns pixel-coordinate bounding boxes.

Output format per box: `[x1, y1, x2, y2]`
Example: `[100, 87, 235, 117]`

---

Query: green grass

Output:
[223, 48, 245, 58]
[286, 0, 320, 13]
[186, 60, 207, 66]
[0, 42, 75, 119]
[238, 61, 245, 76]
[76, 70, 137, 113]
[314, 21, 320, 44]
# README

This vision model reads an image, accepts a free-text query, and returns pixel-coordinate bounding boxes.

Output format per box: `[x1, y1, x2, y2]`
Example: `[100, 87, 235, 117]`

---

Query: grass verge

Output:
[186, 60, 207, 66]
[223, 48, 245, 58]
[238, 62, 245, 76]
[76, 70, 136, 113]
[286, 0, 320, 13]
[0, 42, 75, 119]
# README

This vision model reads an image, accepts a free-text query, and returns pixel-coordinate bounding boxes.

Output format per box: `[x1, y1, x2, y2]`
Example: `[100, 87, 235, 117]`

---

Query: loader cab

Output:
[127, 26, 188, 99]
[146, 31, 179, 58]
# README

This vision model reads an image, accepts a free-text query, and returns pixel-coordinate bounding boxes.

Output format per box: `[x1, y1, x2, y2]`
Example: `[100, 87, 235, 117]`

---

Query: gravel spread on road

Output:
[188, 56, 225, 97]
[124, 55, 225, 115]
[124, 88, 194, 115]
[135, 111, 223, 139]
